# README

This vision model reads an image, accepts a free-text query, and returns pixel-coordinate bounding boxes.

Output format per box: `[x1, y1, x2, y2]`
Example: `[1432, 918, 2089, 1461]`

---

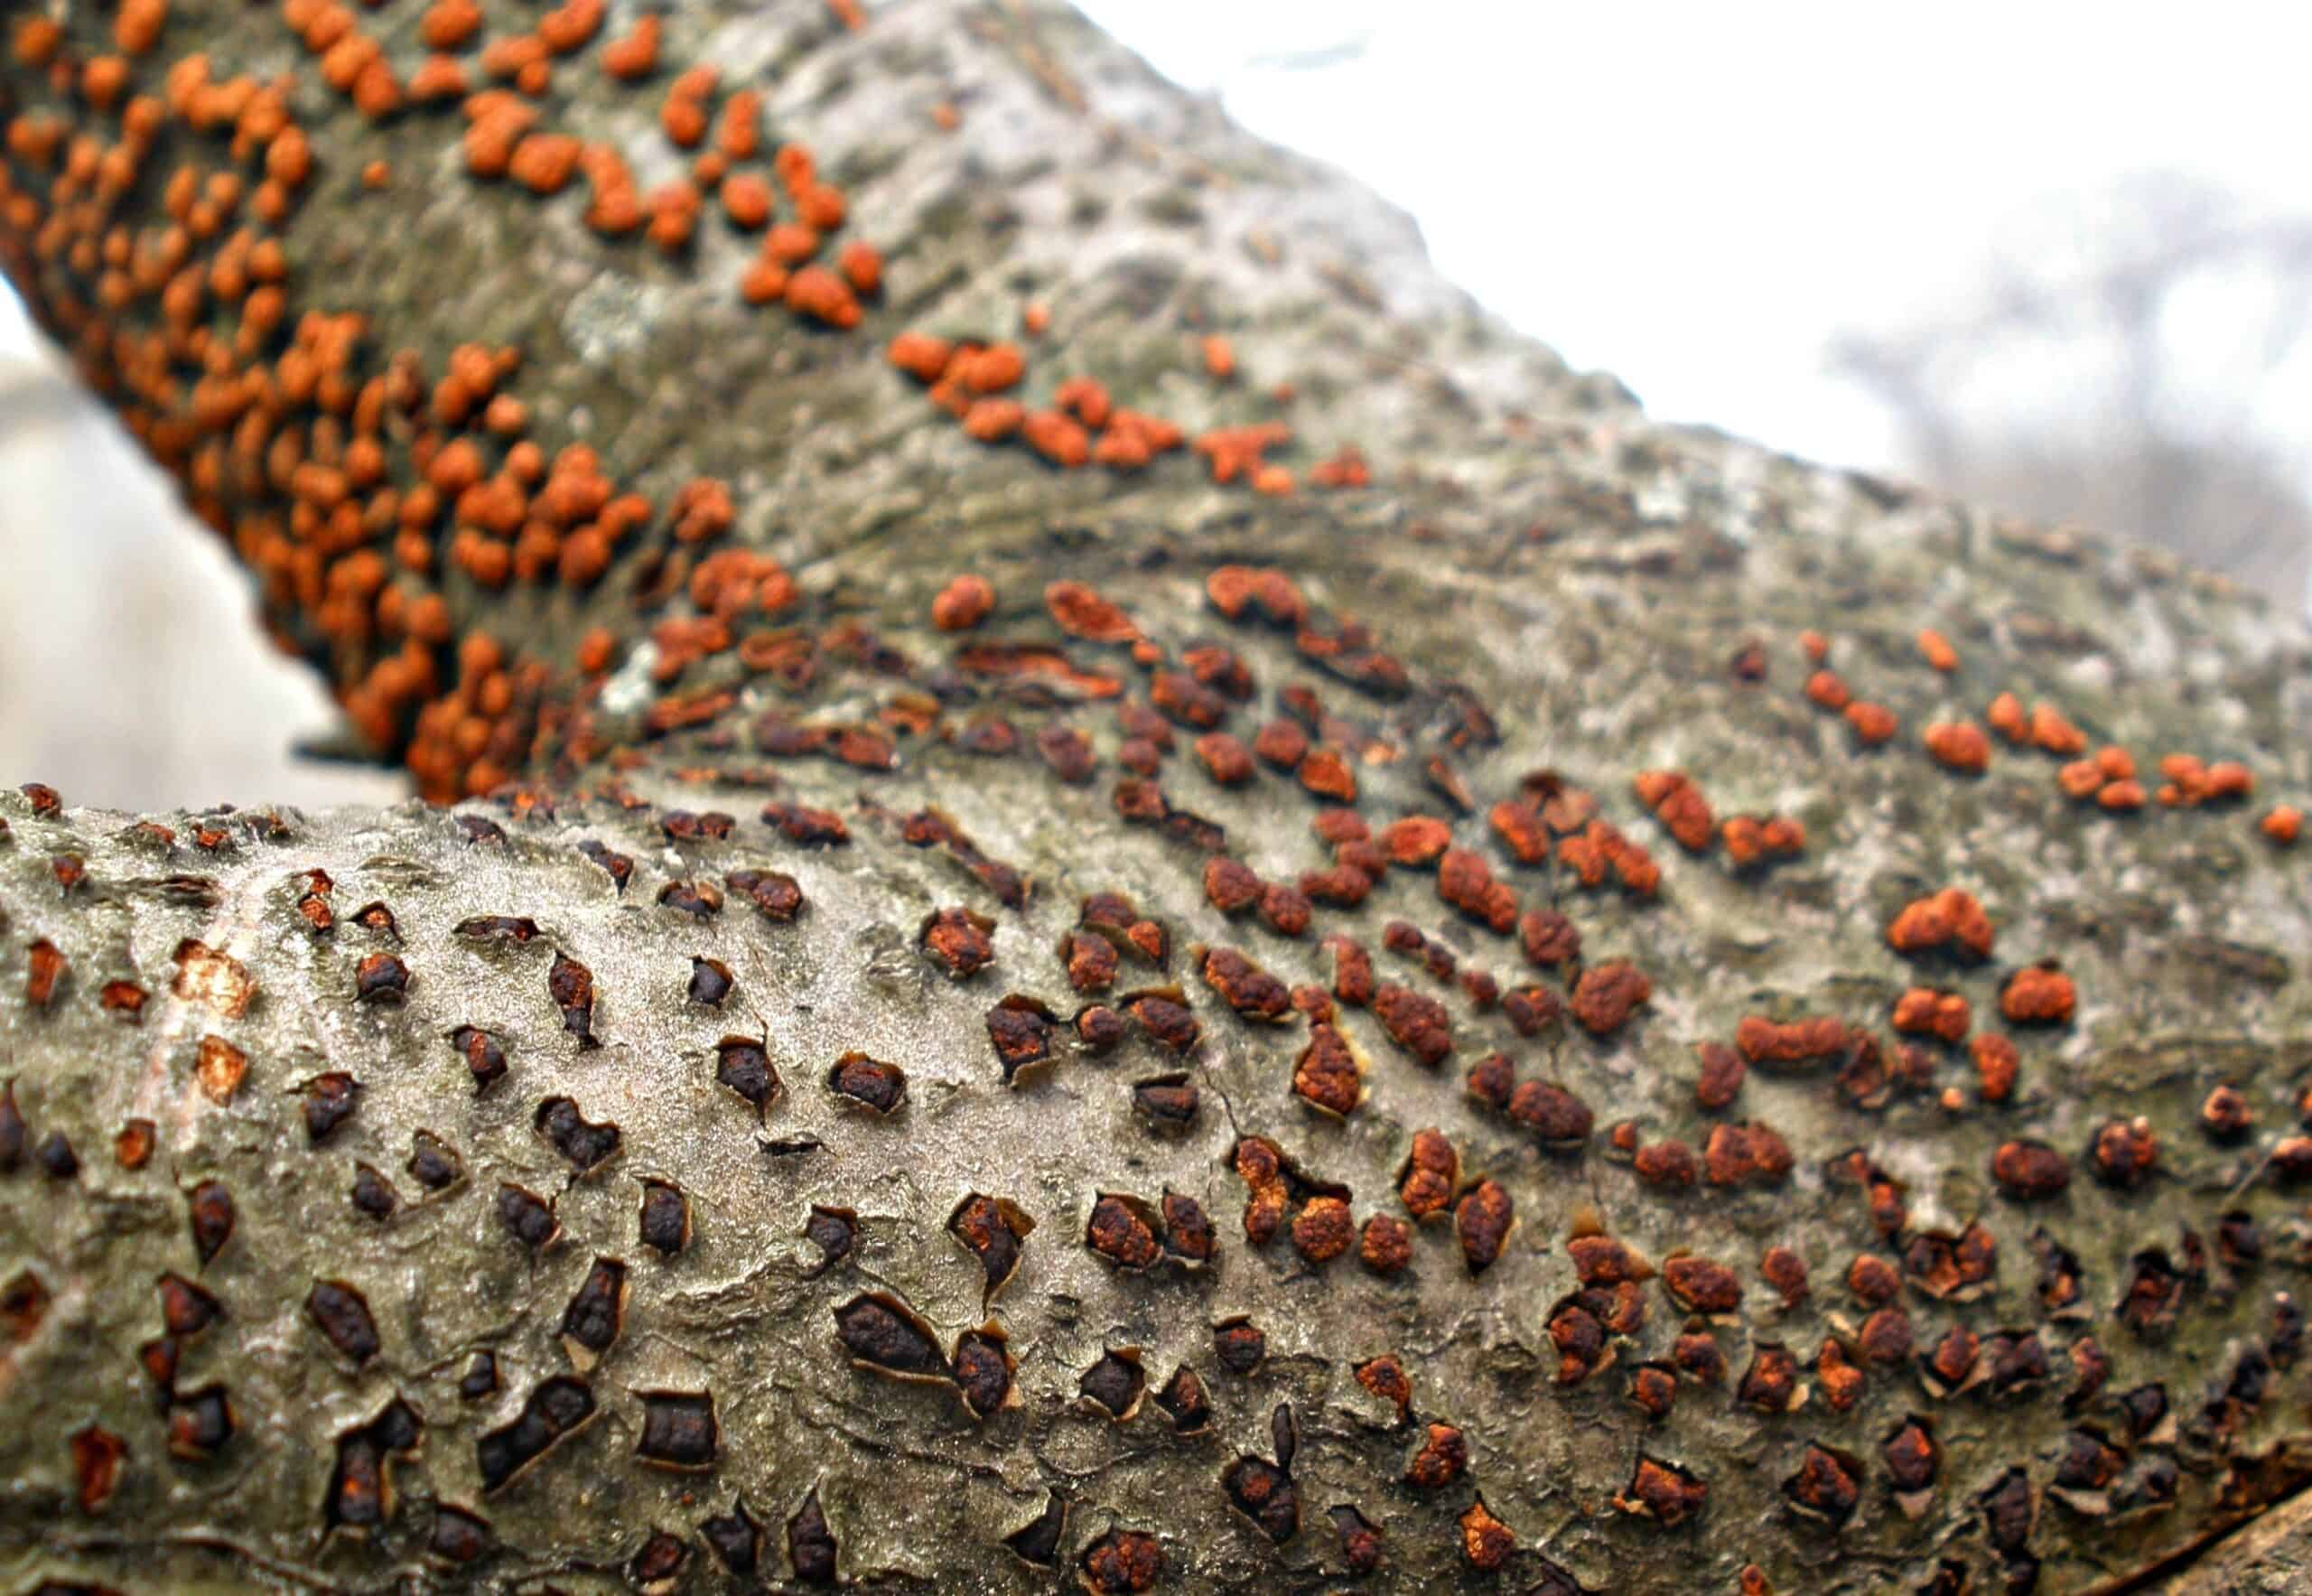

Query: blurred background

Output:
[5, 0, 2309, 811]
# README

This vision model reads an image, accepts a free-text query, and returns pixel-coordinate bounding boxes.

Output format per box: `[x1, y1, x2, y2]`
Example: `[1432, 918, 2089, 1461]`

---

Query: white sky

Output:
[1077, 0, 2312, 473]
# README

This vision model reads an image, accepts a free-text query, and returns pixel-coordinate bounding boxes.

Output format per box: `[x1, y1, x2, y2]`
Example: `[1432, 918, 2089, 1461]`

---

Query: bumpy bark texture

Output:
[3, 3, 2312, 1593]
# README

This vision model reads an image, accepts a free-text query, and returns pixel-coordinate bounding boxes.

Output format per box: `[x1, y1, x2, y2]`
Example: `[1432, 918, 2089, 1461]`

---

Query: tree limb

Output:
[2, 3, 2310, 1592]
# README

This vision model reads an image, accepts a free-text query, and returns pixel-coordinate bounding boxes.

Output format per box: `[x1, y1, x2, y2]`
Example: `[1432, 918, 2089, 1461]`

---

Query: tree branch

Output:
[1, 3, 2309, 1592]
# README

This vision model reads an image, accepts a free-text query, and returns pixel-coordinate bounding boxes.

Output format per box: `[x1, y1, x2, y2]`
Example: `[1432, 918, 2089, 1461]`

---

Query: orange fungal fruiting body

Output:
[1891, 989, 1971, 1045]
[2028, 702, 2086, 756]
[931, 575, 995, 631]
[1804, 670, 1851, 711]
[2000, 965, 2076, 1026]
[1633, 770, 1713, 853]
[1844, 701, 1897, 745]
[1924, 721, 1990, 774]
[1887, 888, 1994, 961]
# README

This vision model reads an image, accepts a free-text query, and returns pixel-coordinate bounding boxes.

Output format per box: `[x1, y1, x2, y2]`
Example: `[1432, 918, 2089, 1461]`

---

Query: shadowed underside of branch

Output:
[3, 3, 2312, 1592]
